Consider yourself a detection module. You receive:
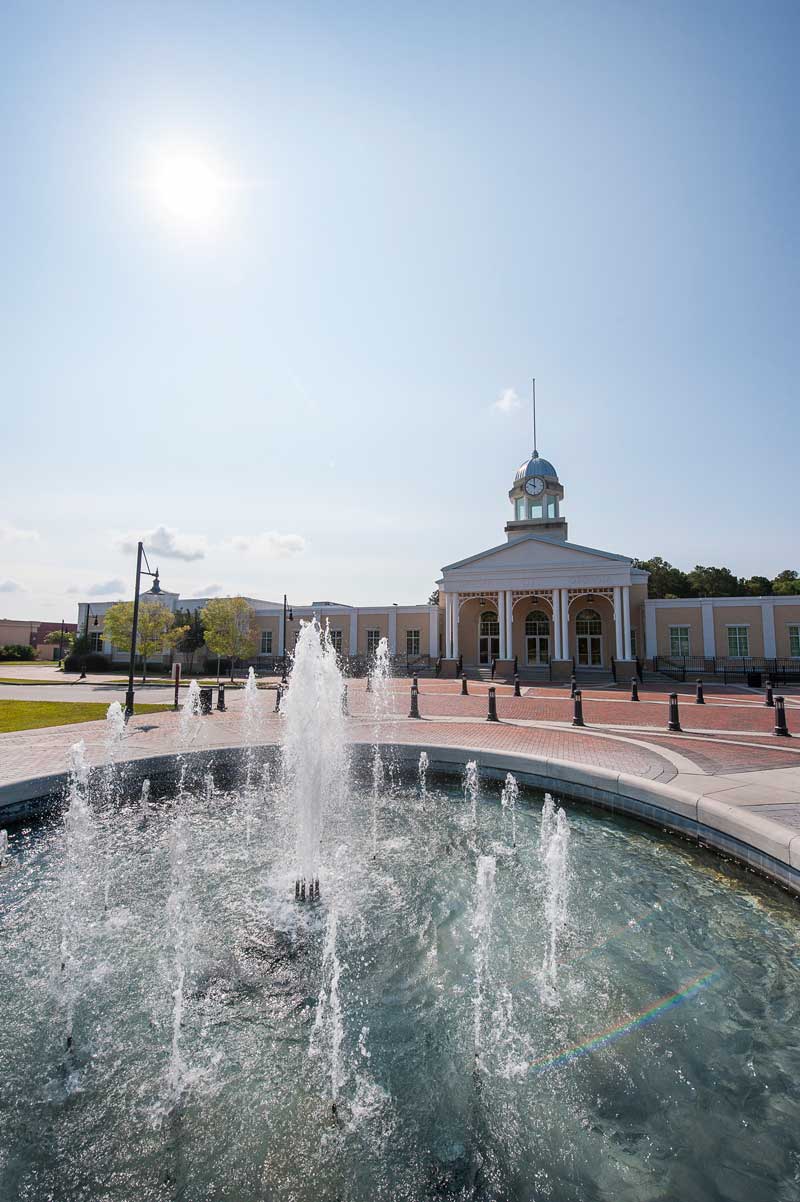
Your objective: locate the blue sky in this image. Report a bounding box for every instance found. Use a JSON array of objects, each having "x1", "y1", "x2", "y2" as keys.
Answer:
[{"x1": 1, "y1": 0, "x2": 798, "y2": 619}]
